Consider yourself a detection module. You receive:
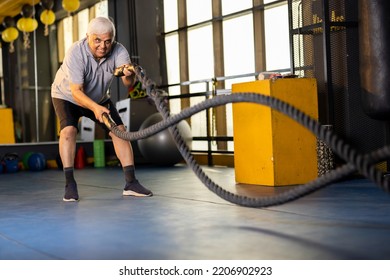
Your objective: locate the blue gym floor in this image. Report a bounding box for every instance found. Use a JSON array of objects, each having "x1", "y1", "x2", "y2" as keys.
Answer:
[{"x1": 1, "y1": 164, "x2": 390, "y2": 260}]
